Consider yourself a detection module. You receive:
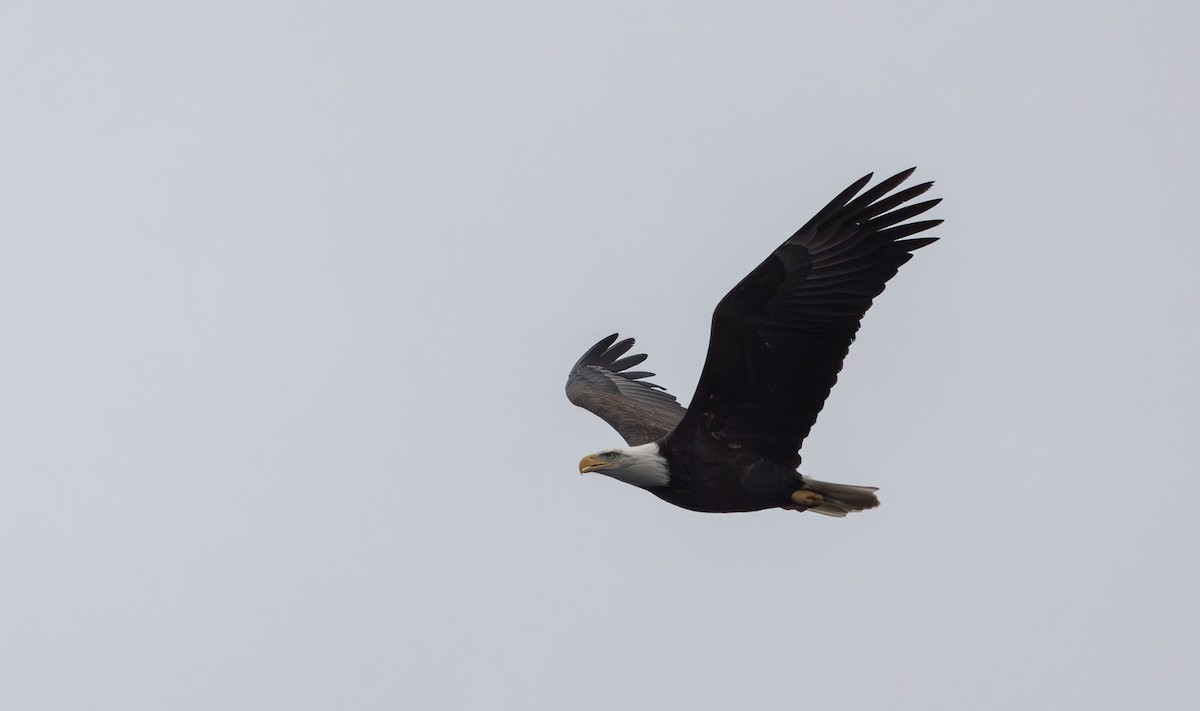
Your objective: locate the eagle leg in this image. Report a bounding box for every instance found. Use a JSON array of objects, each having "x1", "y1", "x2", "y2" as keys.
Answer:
[{"x1": 788, "y1": 489, "x2": 826, "y2": 510}]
